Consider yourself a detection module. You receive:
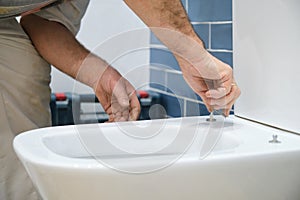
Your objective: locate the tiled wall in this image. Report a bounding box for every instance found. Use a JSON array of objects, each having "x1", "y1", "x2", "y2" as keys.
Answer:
[{"x1": 149, "y1": 0, "x2": 233, "y2": 117}]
